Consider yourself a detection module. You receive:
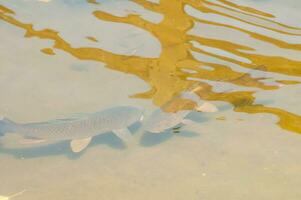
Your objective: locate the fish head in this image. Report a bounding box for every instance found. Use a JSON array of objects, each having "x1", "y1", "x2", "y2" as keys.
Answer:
[{"x1": 144, "y1": 109, "x2": 190, "y2": 133}]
